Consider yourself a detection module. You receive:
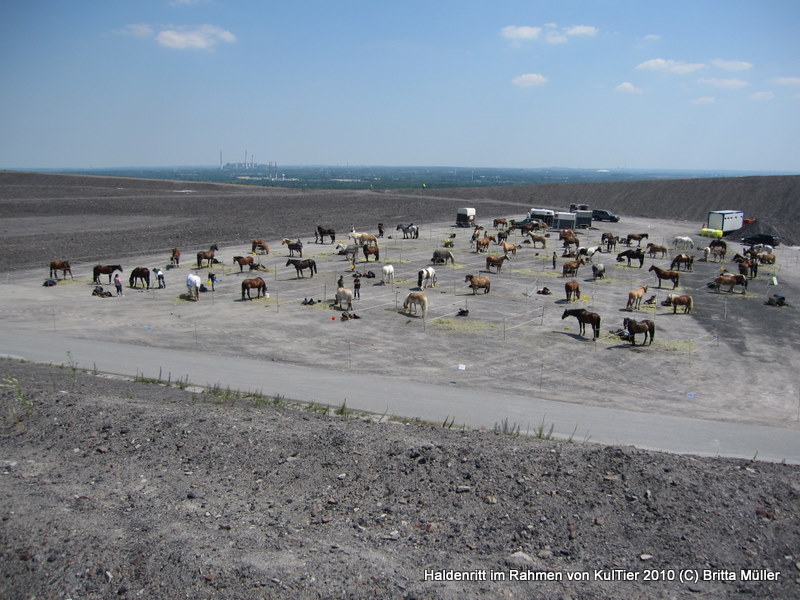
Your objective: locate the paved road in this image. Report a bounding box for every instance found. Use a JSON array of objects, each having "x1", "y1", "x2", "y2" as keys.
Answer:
[{"x1": 1, "y1": 328, "x2": 798, "y2": 464}]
